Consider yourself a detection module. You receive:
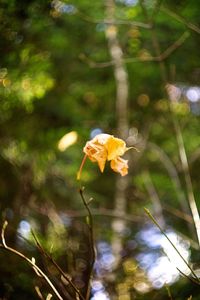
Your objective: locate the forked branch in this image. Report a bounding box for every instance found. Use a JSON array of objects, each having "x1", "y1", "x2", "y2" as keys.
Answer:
[{"x1": 0, "y1": 221, "x2": 63, "y2": 300}]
